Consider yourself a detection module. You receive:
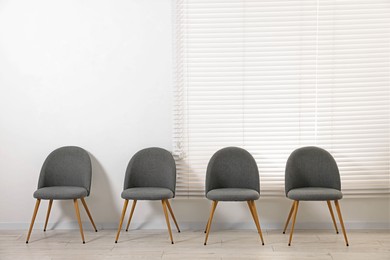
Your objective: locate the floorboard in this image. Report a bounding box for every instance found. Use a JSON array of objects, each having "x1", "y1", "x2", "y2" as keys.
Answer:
[{"x1": 0, "y1": 229, "x2": 389, "y2": 259}]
